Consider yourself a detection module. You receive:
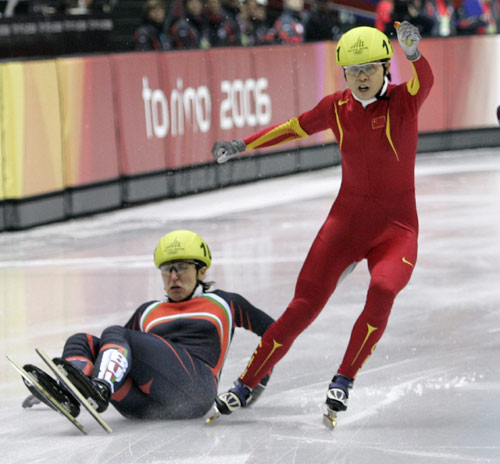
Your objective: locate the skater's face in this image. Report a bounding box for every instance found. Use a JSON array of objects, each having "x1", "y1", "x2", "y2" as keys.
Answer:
[
  {"x1": 160, "y1": 260, "x2": 207, "y2": 301},
  {"x1": 344, "y1": 61, "x2": 389, "y2": 100}
]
